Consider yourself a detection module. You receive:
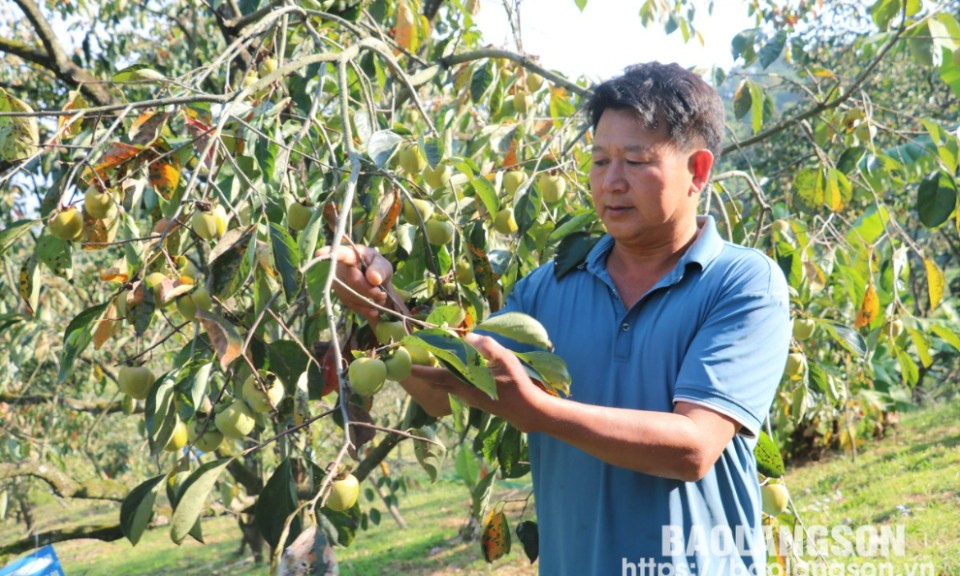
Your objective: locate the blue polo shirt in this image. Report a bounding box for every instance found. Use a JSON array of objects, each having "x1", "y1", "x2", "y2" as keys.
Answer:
[{"x1": 500, "y1": 216, "x2": 790, "y2": 575}]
